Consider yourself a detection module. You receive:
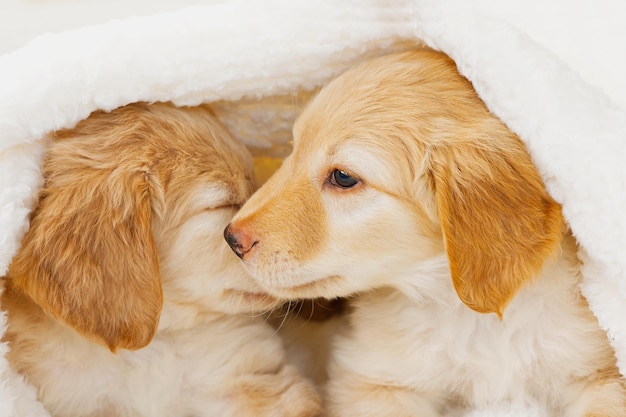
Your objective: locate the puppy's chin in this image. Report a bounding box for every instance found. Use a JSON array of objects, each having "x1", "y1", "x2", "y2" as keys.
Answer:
[
  {"x1": 239, "y1": 253, "x2": 385, "y2": 299},
  {"x1": 251, "y1": 274, "x2": 350, "y2": 300}
]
